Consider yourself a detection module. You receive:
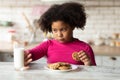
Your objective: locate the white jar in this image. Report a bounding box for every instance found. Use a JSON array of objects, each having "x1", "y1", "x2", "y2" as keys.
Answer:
[{"x1": 14, "y1": 47, "x2": 24, "y2": 70}]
